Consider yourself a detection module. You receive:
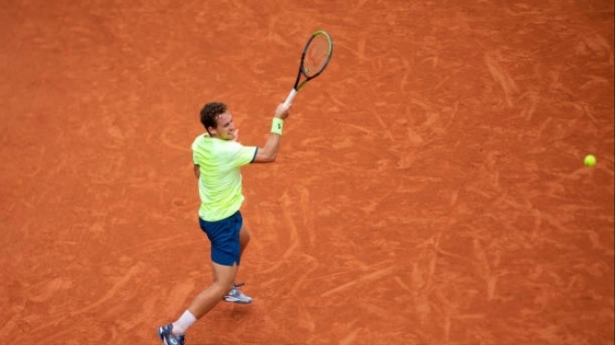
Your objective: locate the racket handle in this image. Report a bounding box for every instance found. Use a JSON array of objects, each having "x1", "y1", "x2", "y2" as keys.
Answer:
[{"x1": 283, "y1": 89, "x2": 297, "y2": 108}]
